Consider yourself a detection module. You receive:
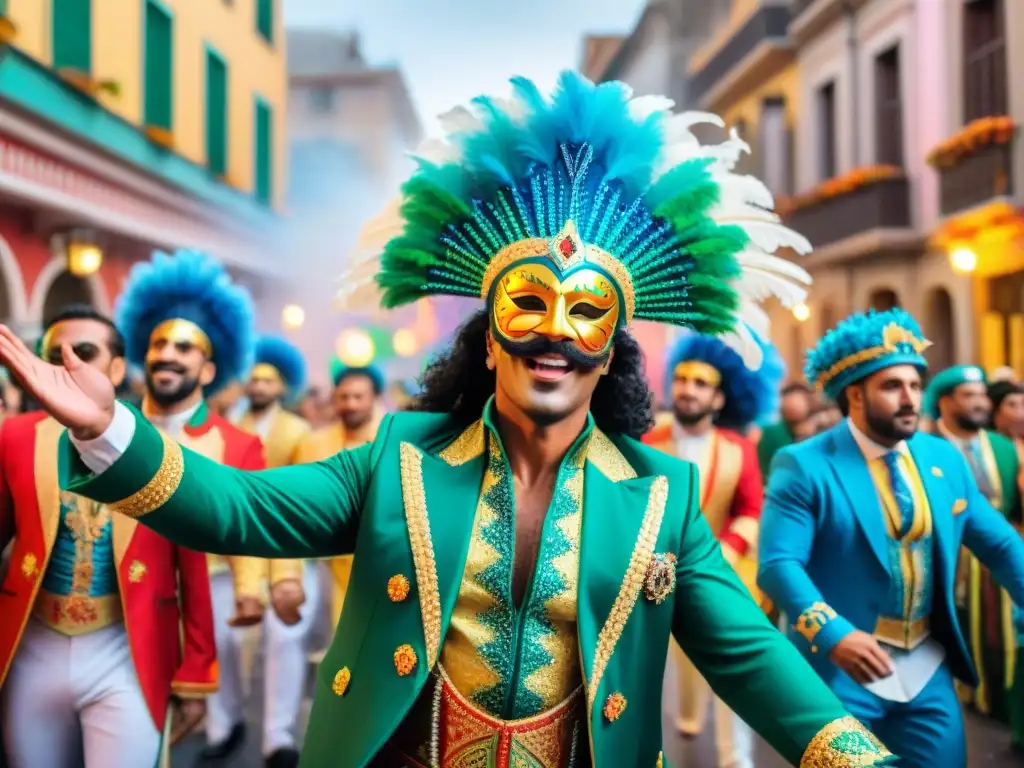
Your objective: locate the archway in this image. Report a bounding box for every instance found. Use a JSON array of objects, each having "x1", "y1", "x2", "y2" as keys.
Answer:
[
  {"x1": 41, "y1": 271, "x2": 94, "y2": 325},
  {"x1": 923, "y1": 287, "x2": 955, "y2": 370},
  {"x1": 867, "y1": 288, "x2": 899, "y2": 311}
]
